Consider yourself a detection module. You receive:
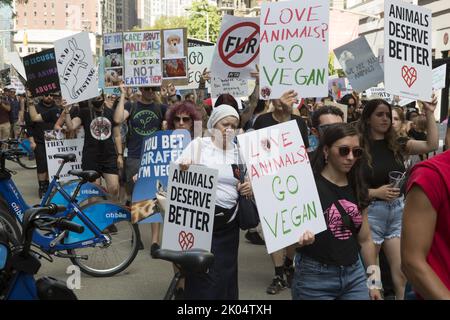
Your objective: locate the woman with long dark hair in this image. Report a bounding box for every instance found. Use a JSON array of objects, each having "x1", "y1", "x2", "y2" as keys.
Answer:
[
  {"x1": 357, "y1": 96, "x2": 438, "y2": 299},
  {"x1": 292, "y1": 123, "x2": 381, "y2": 300}
]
